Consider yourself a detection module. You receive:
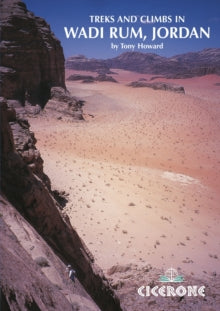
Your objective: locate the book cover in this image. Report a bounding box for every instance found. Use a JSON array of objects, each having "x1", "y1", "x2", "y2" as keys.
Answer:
[{"x1": 1, "y1": 0, "x2": 219, "y2": 310}]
